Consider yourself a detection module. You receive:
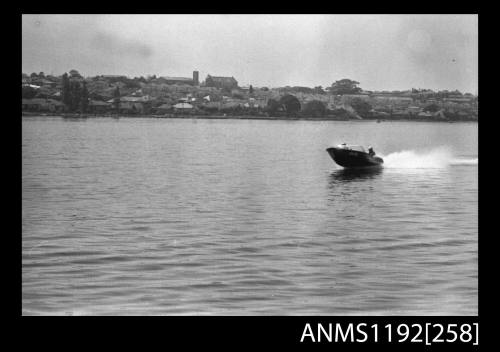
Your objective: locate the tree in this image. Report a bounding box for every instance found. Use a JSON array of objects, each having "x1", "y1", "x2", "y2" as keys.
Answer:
[
  {"x1": 279, "y1": 94, "x2": 301, "y2": 115},
  {"x1": 22, "y1": 85, "x2": 38, "y2": 99},
  {"x1": 327, "y1": 79, "x2": 362, "y2": 95},
  {"x1": 289, "y1": 86, "x2": 314, "y2": 94},
  {"x1": 313, "y1": 86, "x2": 325, "y2": 94},
  {"x1": 30, "y1": 72, "x2": 38, "y2": 79},
  {"x1": 303, "y1": 100, "x2": 326, "y2": 116},
  {"x1": 232, "y1": 92, "x2": 244, "y2": 99},
  {"x1": 69, "y1": 69, "x2": 82, "y2": 78},
  {"x1": 124, "y1": 78, "x2": 141, "y2": 89},
  {"x1": 132, "y1": 77, "x2": 146, "y2": 86},
  {"x1": 423, "y1": 103, "x2": 440, "y2": 113},
  {"x1": 302, "y1": 100, "x2": 326, "y2": 117},
  {"x1": 69, "y1": 81, "x2": 81, "y2": 111},
  {"x1": 266, "y1": 98, "x2": 281, "y2": 115},
  {"x1": 61, "y1": 73, "x2": 71, "y2": 108},
  {"x1": 80, "y1": 81, "x2": 89, "y2": 113},
  {"x1": 38, "y1": 72, "x2": 45, "y2": 78},
  {"x1": 249, "y1": 85, "x2": 254, "y2": 94},
  {"x1": 113, "y1": 86, "x2": 121, "y2": 111},
  {"x1": 350, "y1": 98, "x2": 372, "y2": 117}
]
